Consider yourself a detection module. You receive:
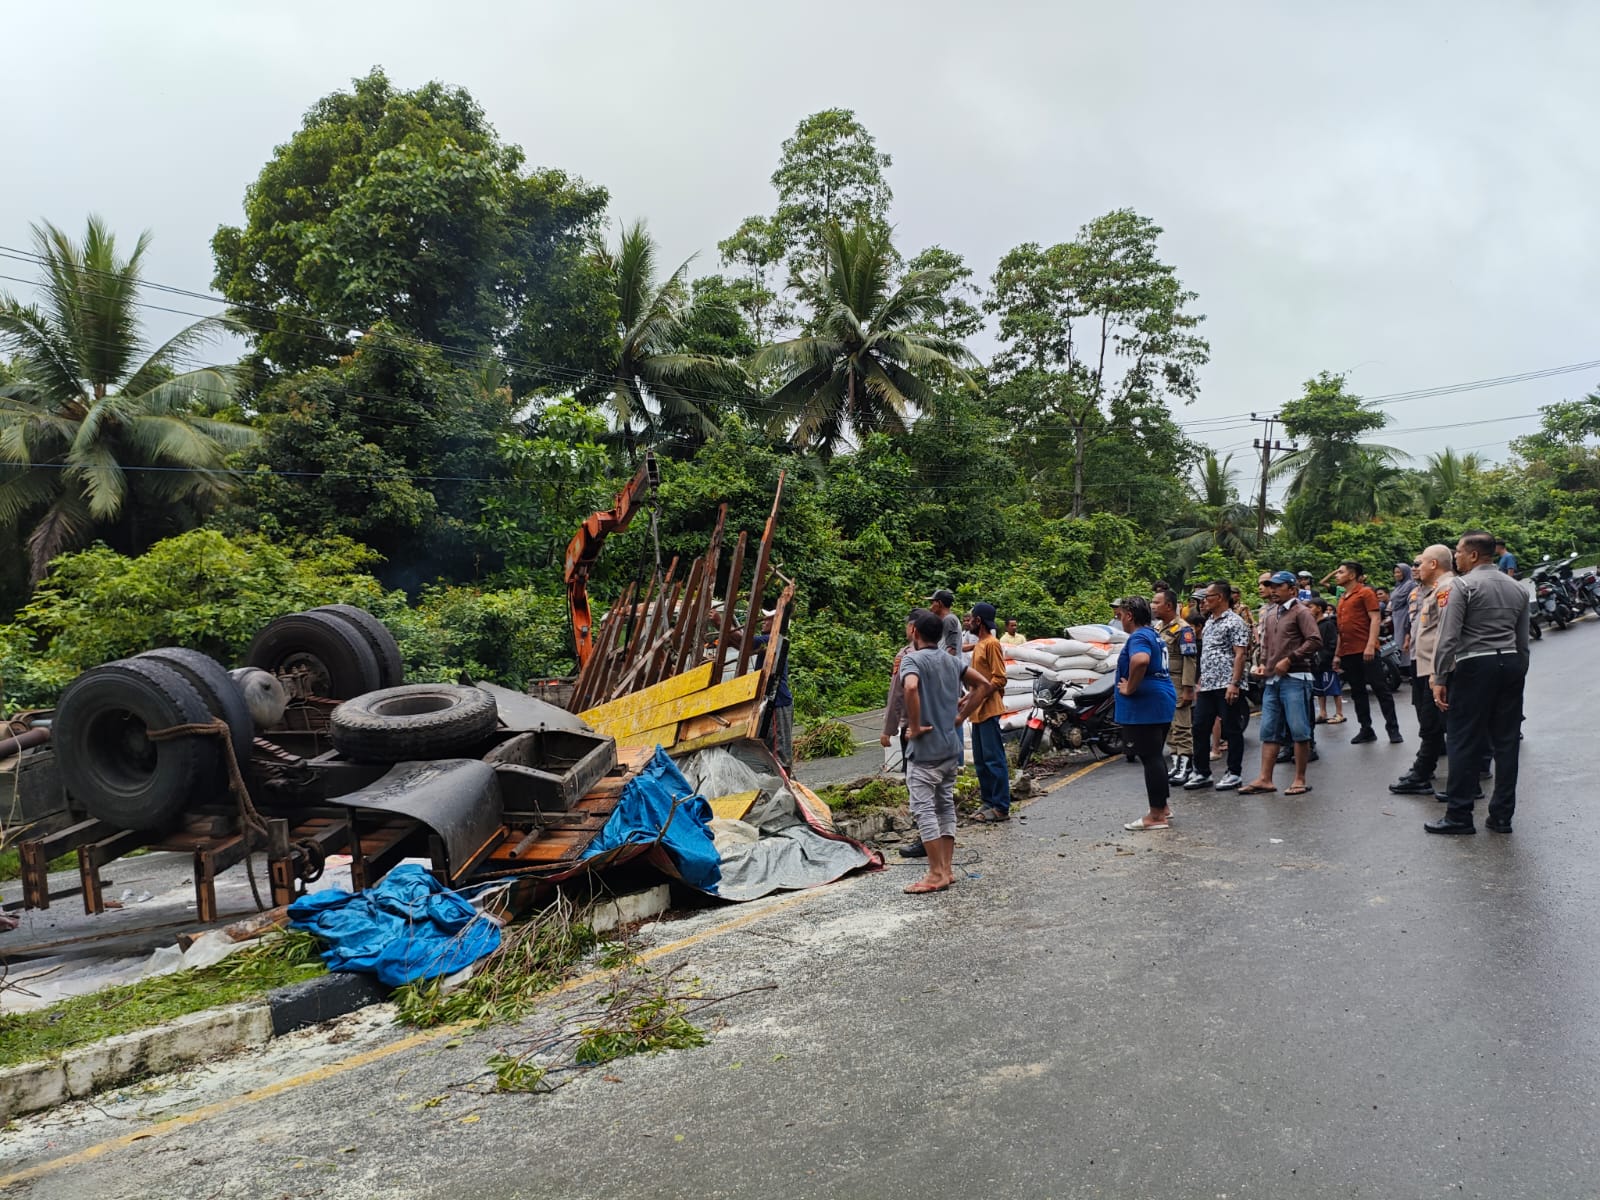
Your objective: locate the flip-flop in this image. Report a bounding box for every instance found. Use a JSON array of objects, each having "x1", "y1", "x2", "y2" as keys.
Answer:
[
  {"x1": 903, "y1": 880, "x2": 951, "y2": 894},
  {"x1": 1285, "y1": 784, "x2": 1313, "y2": 796},
  {"x1": 1327, "y1": 716, "x2": 1347, "y2": 725},
  {"x1": 1124, "y1": 817, "x2": 1170, "y2": 831},
  {"x1": 971, "y1": 808, "x2": 1010, "y2": 823},
  {"x1": 1237, "y1": 783, "x2": 1277, "y2": 795}
]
